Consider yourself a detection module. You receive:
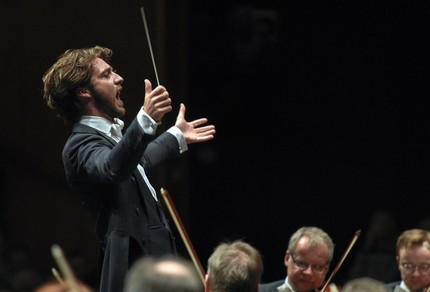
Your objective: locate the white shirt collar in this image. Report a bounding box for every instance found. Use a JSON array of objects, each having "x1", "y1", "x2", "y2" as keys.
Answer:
[
  {"x1": 399, "y1": 281, "x2": 410, "y2": 292},
  {"x1": 79, "y1": 115, "x2": 112, "y2": 134},
  {"x1": 277, "y1": 276, "x2": 294, "y2": 292},
  {"x1": 277, "y1": 277, "x2": 320, "y2": 292},
  {"x1": 78, "y1": 116, "x2": 124, "y2": 133}
]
